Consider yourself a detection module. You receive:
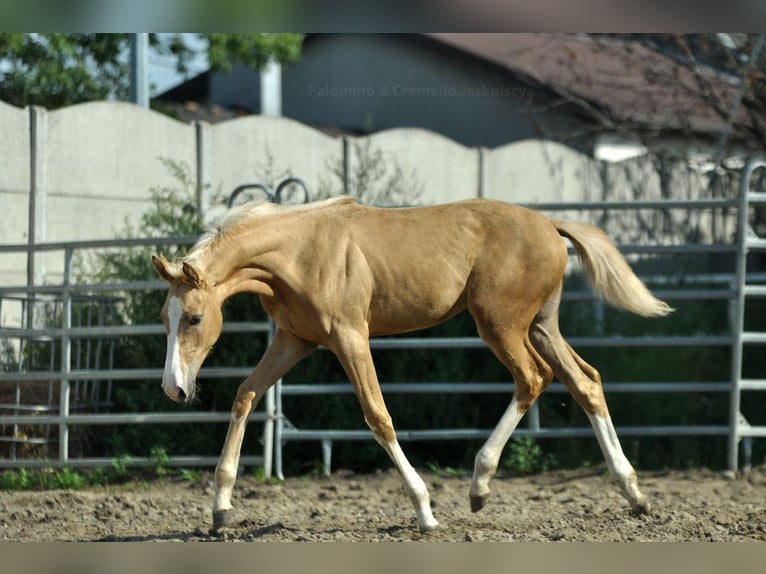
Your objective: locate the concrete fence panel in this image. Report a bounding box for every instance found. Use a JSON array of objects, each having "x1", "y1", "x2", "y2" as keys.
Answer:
[
  {"x1": 0, "y1": 98, "x2": 736, "y2": 289},
  {"x1": 42, "y1": 102, "x2": 197, "y2": 282},
  {"x1": 361, "y1": 128, "x2": 480, "y2": 205},
  {"x1": 0, "y1": 101, "x2": 30, "y2": 287},
  {"x1": 206, "y1": 115, "x2": 342, "y2": 218},
  {"x1": 46, "y1": 102, "x2": 196, "y2": 234},
  {"x1": 600, "y1": 154, "x2": 726, "y2": 246},
  {"x1": 483, "y1": 139, "x2": 604, "y2": 207}
]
